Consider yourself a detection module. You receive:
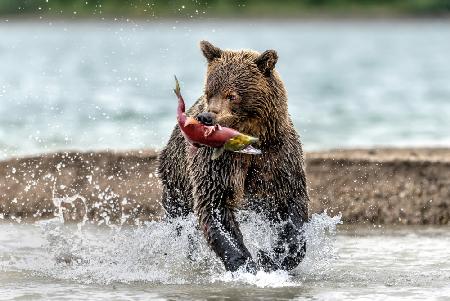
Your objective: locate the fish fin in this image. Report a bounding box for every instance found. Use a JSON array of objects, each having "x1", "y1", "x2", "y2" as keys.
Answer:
[
  {"x1": 235, "y1": 145, "x2": 262, "y2": 155},
  {"x1": 211, "y1": 147, "x2": 225, "y2": 160}
]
